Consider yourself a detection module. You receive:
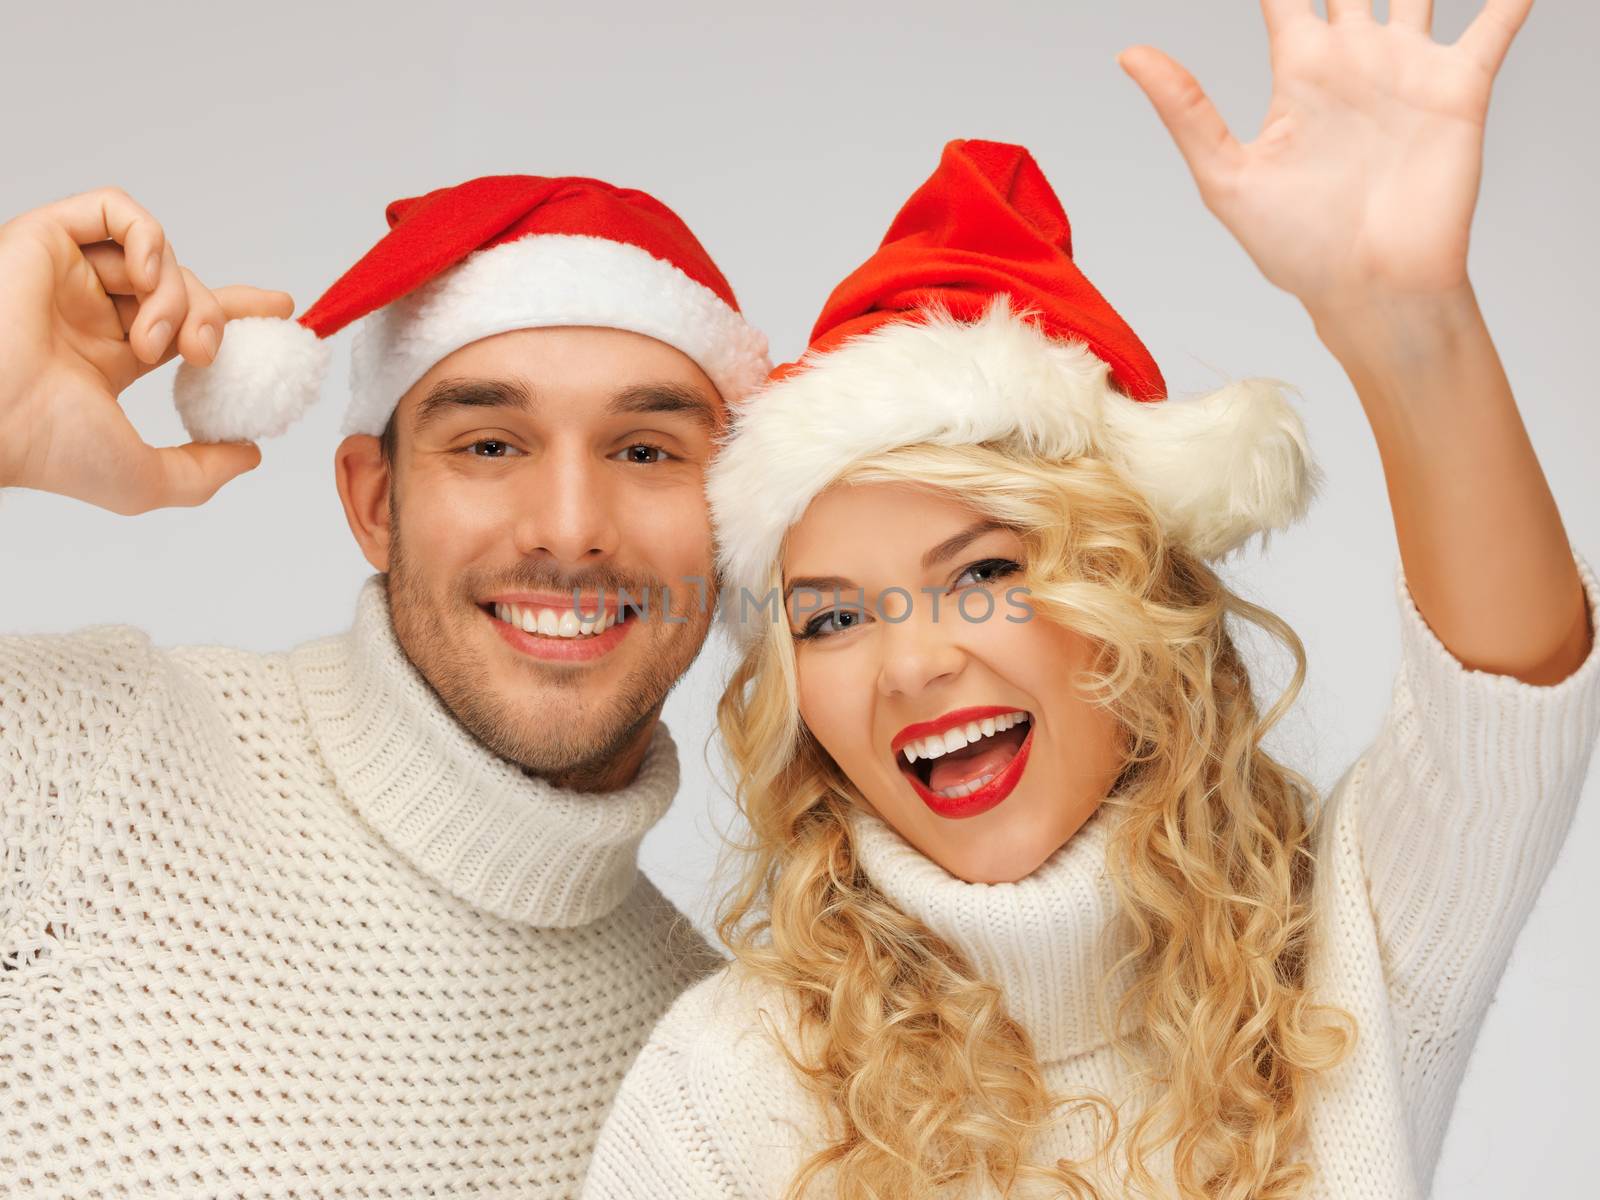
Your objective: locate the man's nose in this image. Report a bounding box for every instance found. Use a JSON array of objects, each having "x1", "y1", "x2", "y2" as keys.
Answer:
[{"x1": 510, "y1": 448, "x2": 622, "y2": 569}]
